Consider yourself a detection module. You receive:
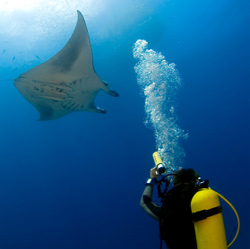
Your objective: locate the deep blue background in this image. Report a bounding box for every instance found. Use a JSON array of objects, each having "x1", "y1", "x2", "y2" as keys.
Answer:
[{"x1": 0, "y1": 0, "x2": 249, "y2": 248}]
